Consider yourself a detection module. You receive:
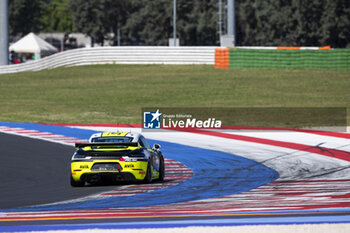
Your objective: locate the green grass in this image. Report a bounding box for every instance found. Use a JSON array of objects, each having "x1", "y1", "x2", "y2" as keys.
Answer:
[{"x1": 0, "y1": 65, "x2": 349, "y2": 126}]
